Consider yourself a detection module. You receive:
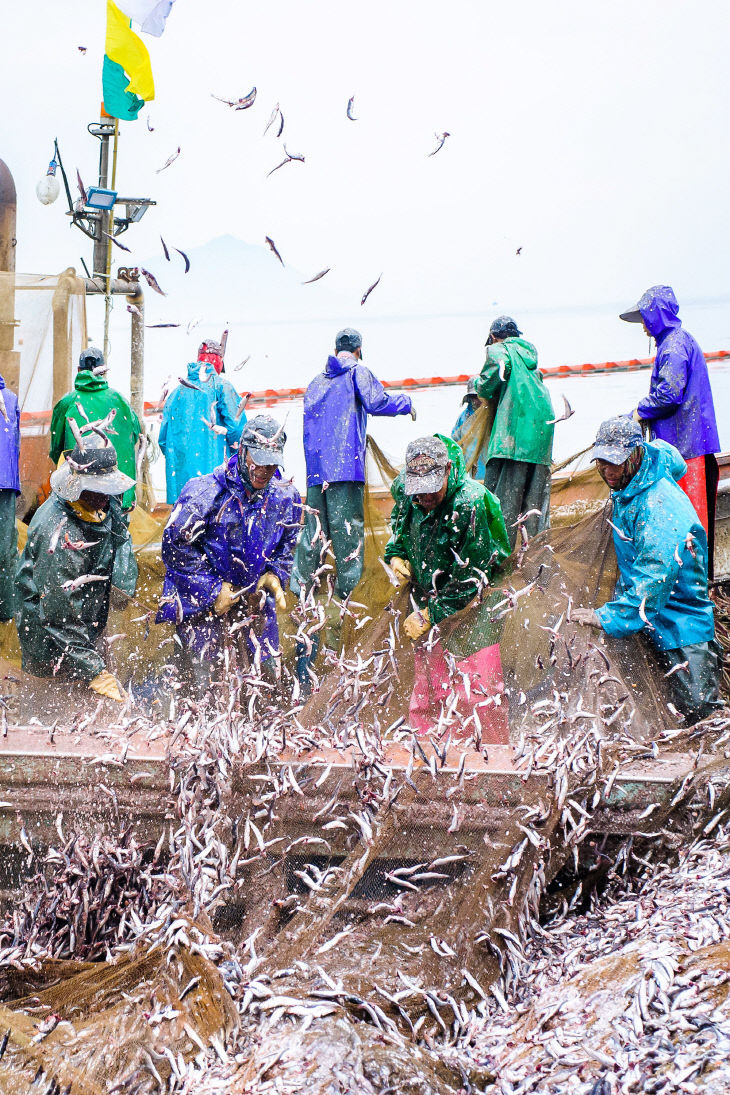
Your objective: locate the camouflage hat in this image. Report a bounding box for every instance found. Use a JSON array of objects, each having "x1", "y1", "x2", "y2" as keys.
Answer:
[
  {"x1": 462, "y1": 376, "x2": 479, "y2": 403},
  {"x1": 78, "y1": 346, "x2": 104, "y2": 371},
  {"x1": 240, "y1": 414, "x2": 286, "y2": 466},
  {"x1": 335, "y1": 328, "x2": 362, "y2": 354},
  {"x1": 589, "y1": 416, "x2": 644, "y2": 465},
  {"x1": 51, "y1": 433, "x2": 134, "y2": 502},
  {"x1": 404, "y1": 436, "x2": 449, "y2": 496},
  {"x1": 198, "y1": 339, "x2": 223, "y2": 357}
]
